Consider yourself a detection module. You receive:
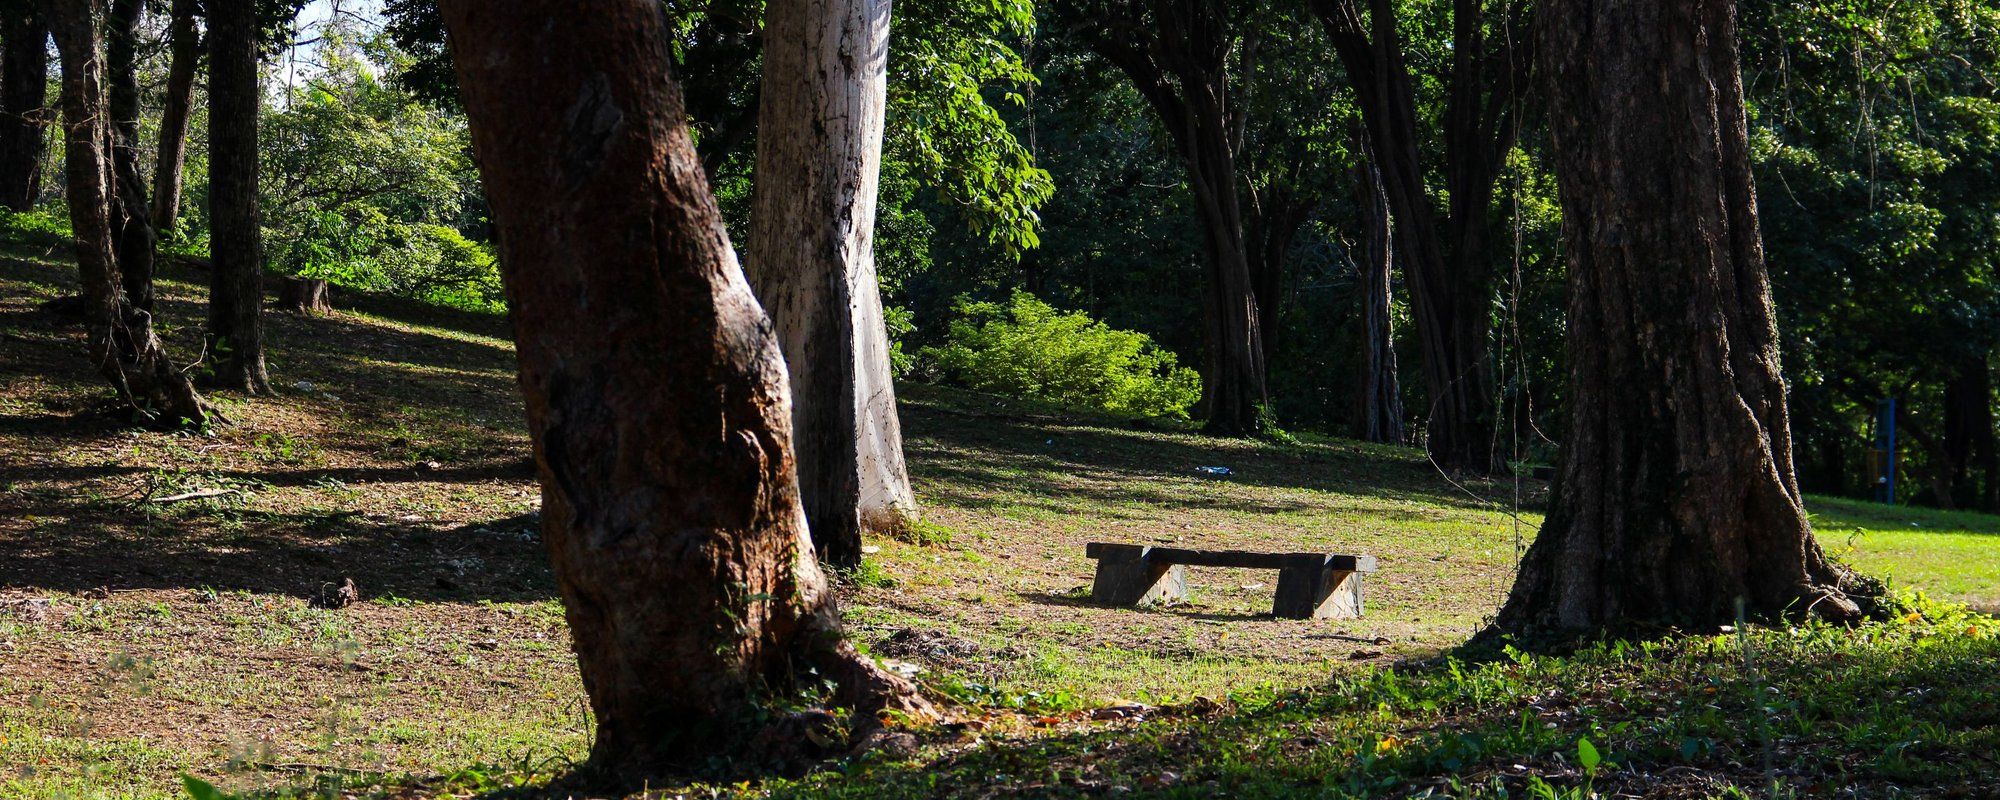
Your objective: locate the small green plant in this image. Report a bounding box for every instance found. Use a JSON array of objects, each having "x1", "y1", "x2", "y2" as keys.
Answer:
[
  {"x1": 923, "y1": 291, "x2": 1201, "y2": 419},
  {"x1": 892, "y1": 518, "x2": 955, "y2": 547},
  {"x1": 841, "y1": 559, "x2": 899, "y2": 590}
]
